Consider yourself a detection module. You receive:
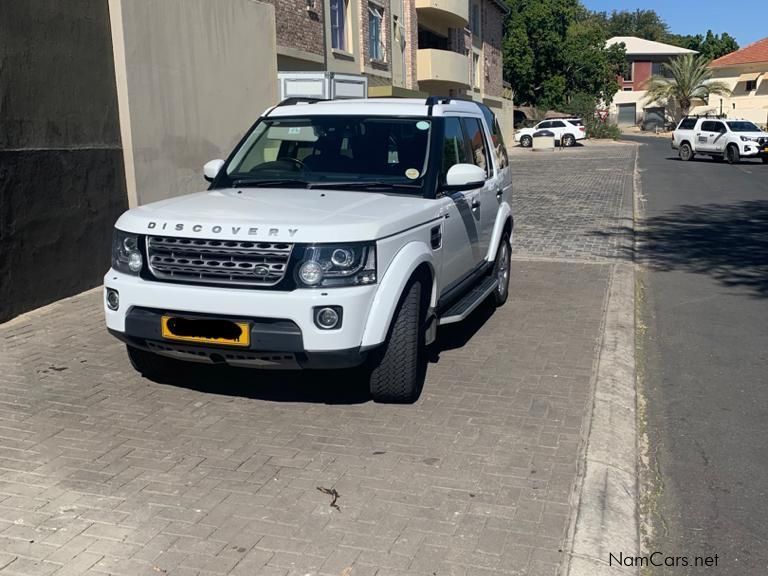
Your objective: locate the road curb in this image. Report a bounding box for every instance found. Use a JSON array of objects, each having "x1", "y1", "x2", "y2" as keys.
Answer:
[{"x1": 563, "y1": 147, "x2": 639, "y2": 575}]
